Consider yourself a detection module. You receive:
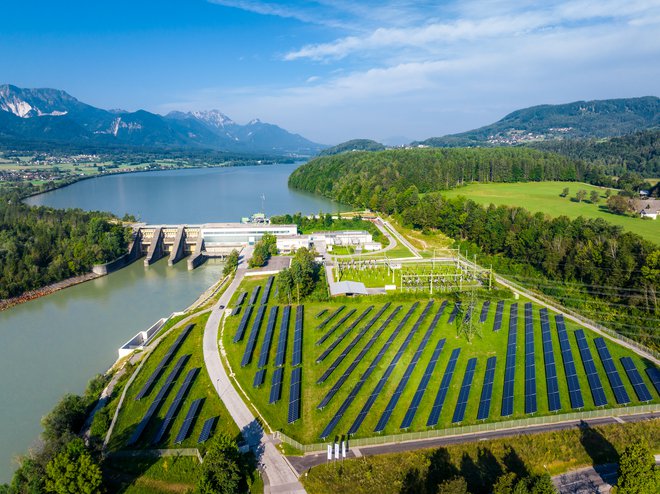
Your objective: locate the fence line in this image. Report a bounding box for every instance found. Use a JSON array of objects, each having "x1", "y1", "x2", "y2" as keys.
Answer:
[{"x1": 274, "y1": 403, "x2": 660, "y2": 453}]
